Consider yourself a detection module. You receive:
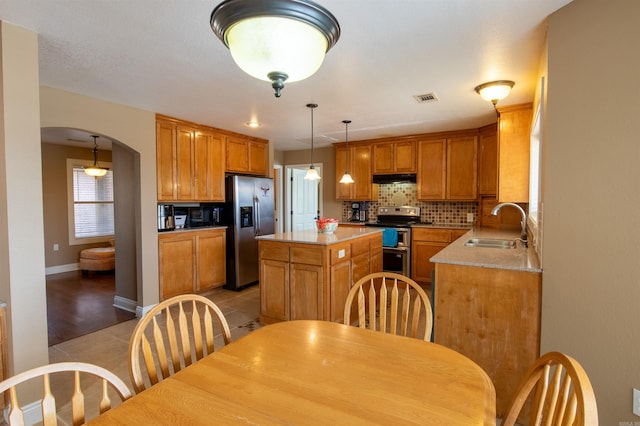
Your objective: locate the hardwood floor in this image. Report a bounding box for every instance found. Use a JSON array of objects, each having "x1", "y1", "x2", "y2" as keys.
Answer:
[{"x1": 46, "y1": 270, "x2": 136, "y2": 346}]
